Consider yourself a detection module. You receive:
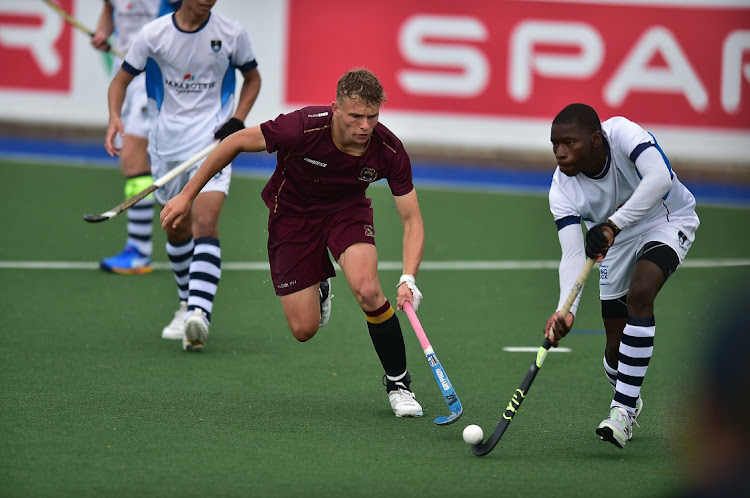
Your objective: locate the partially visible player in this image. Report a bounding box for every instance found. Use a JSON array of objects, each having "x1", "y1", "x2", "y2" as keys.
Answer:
[
  {"x1": 543, "y1": 103, "x2": 699, "y2": 448},
  {"x1": 683, "y1": 286, "x2": 748, "y2": 495},
  {"x1": 92, "y1": 0, "x2": 181, "y2": 276},
  {"x1": 160, "y1": 69, "x2": 426, "y2": 418},
  {"x1": 105, "y1": 0, "x2": 261, "y2": 349}
]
